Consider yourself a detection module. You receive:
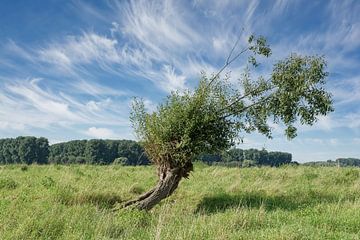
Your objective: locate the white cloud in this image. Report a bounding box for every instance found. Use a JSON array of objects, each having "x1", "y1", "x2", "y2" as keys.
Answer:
[
  {"x1": 0, "y1": 77, "x2": 131, "y2": 132},
  {"x1": 312, "y1": 115, "x2": 334, "y2": 131},
  {"x1": 39, "y1": 48, "x2": 72, "y2": 66},
  {"x1": 212, "y1": 37, "x2": 227, "y2": 52},
  {"x1": 38, "y1": 33, "x2": 120, "y2": 69},
  {"x1": 343, "y1": 113, "x2": 360, "y2": 129},
  {"x1": 85, "y1": 127, "x2": 116, "y2": 139},
  {"x1": 160, "y1": 65, "x2": 187, "y2": 92},
  {"x1": 48, "y1": 139, "x2": 66, "y2": 145},
  {"x1": 0, "y1": 121, "x2": 25, "y2": 131},
  {"x1": 110, "y1": 22, "x2": 120, "y2": 37},
  {"x1": 326, "y1": 1, "x2": 360, "y2": 51},
  {"x1": 70, "y1": 1, "x2": 110, "y2": 23},
  {"x1": 111, "y1": 0, "x2": 203, "y2": 91},
  {"x1": 143, "y1": 99, "x2": 157, "y2": 113},
  {"x1": 5, "y1": 78, "x2": 82, "y2": 122},
  {"x1": 4, "y1": 40, "x2": 35, "y2": 62},
  {"x1": 119, "y1": 0, "x2": 201, "y2": 50},
  {"x1": 86, "y1": 98, "x2": 112, "y2": 112},
  {"x1": 329, "y1": 138, "x2": 338, "y2": 145},
  {"x1": 1, "y1": 1, "x2": 269, "y2": 94},
  {"x1": 243, "y1": 0, "x2": 259, "y2": 27},
  {"x1": 272, "y1": 0, "x2": 290, "y2": 14},
  {"x1": 331, "y1": 76, "x2": 360, "y2": 105},
  {"x1": 72, "y1": 80, "x2": 128, "y2": 97},
  {"x1": 297, "y1": 137, "x2": 339, "y2": 147}
]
